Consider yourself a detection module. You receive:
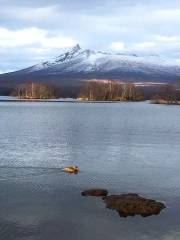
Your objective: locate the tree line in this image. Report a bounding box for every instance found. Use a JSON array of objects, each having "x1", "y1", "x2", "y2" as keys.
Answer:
[
  {"x1": 12, "y1": 82, "x2": 60, "y2": 99},
  {"x1": 12, "y1": 81, "x2": 180, "y2": 104},
  {"x1": 151, "y1": 84, "x2": 180, "y2": 104},
  {"x1": 78, "y1": 80, "x2": 144, "y2": 101}
]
